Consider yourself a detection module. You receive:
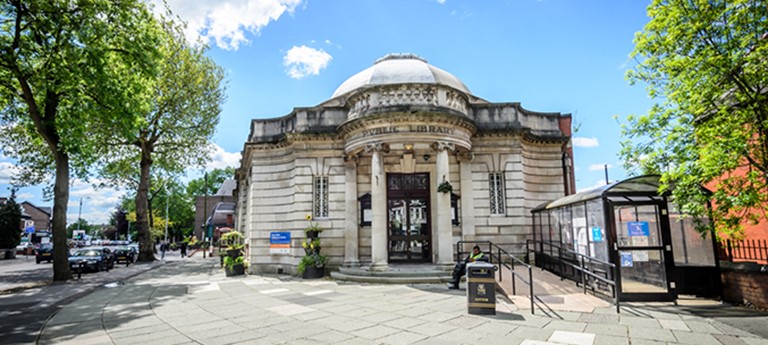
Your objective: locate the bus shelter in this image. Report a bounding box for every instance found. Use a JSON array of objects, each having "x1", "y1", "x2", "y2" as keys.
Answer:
[{"x1": 530, "y1": 175, "x2": 721, "y2": 302}]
